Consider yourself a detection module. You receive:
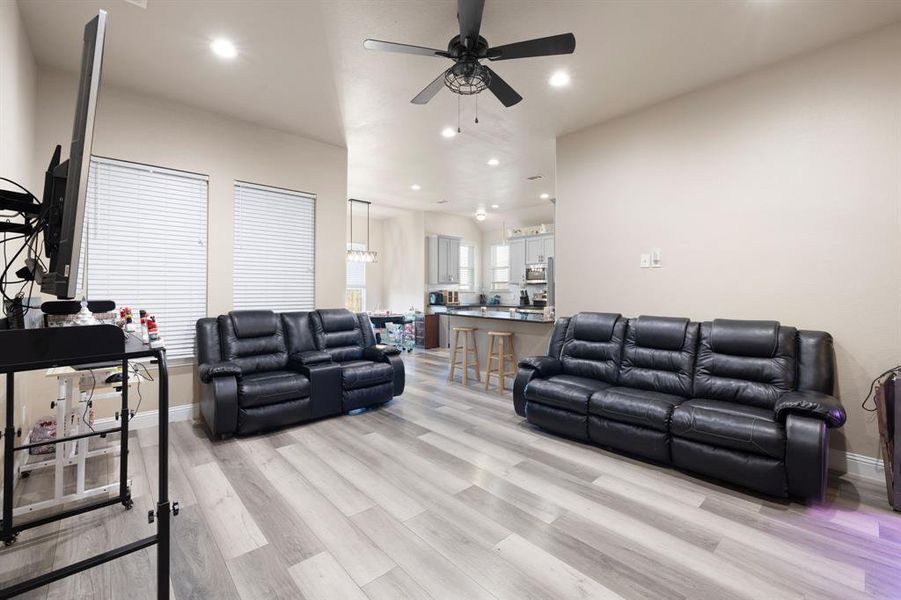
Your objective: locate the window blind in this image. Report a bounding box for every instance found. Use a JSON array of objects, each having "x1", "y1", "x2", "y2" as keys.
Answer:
[
  {"x1": 490, "y1": 243, "x2": 510, "y2": 291},
  {"x1": 345, "y1": 242, "x2": 366, "y2": 312},
  {"x1": 459, "y1": 243, "x2": 475, "y2": 290},
  {"x1": 233, "y1": 182, "x2": 316, "y2": 312},
  {"x1": 79, "y1": 157, "x2": 209, "y2": 358}
]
